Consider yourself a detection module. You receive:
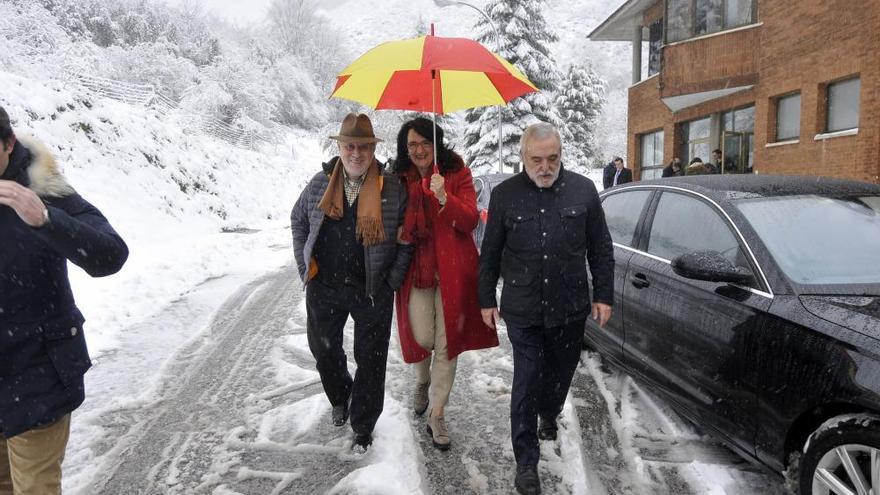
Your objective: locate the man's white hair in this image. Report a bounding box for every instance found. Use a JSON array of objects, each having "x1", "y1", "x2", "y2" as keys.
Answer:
[{"x1": 519, "y1": 122, "x2": 562, "y2": 157}]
